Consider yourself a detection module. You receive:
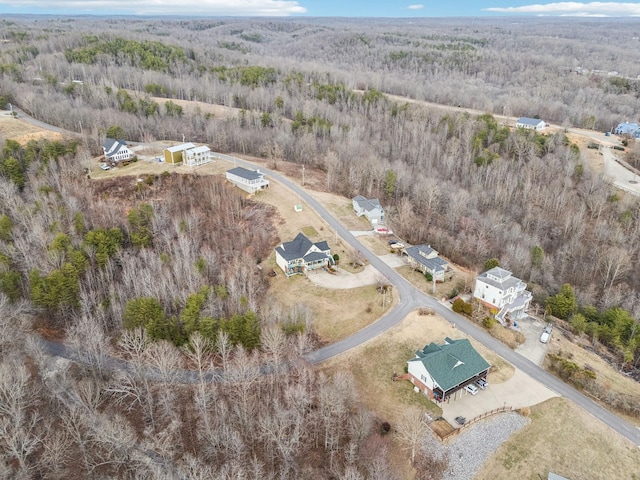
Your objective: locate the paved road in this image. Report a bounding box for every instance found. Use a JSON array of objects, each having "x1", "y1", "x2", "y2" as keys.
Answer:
[
  {"x1": 217, "y1": 152, "x2": 640, "y2": 447},
  {"x1": 12, "y1": 105, "x2": 640, "y2": 447}
]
